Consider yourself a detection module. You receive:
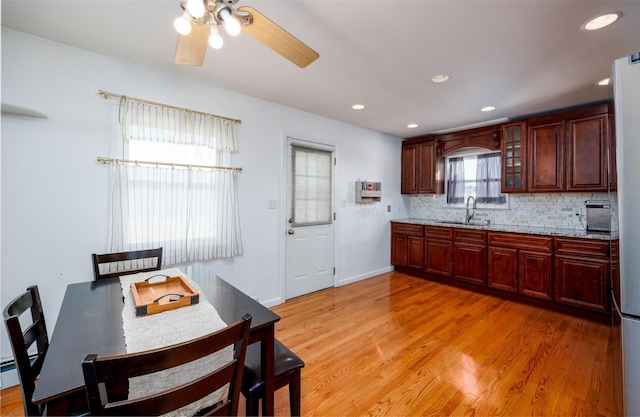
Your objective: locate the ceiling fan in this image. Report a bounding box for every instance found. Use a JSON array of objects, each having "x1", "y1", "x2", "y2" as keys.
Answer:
[{"x1": 173, "y1": 0, "x2": 319, "y2": 68}]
